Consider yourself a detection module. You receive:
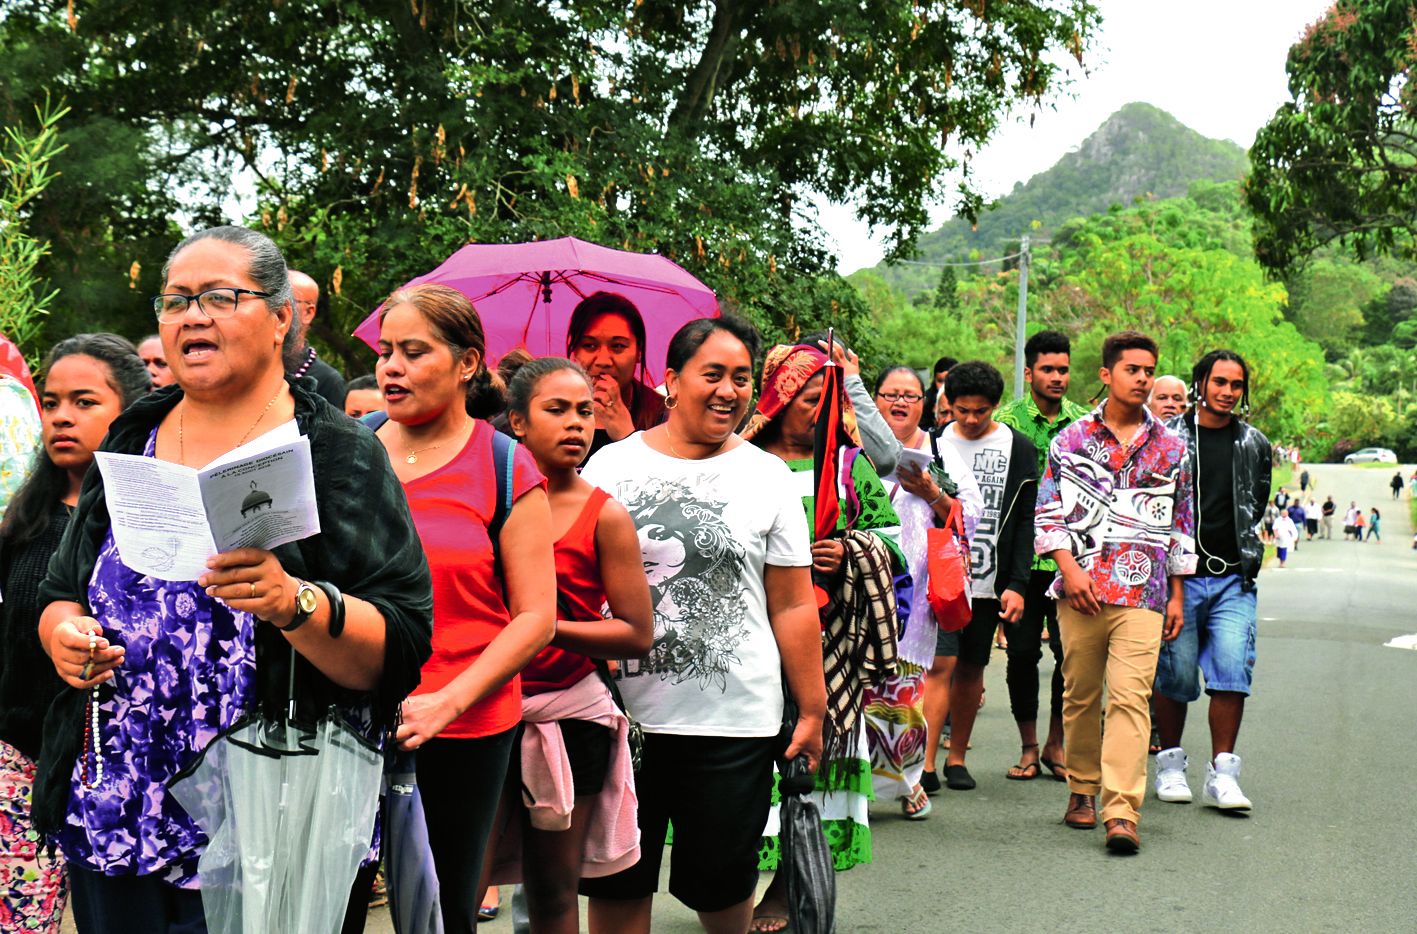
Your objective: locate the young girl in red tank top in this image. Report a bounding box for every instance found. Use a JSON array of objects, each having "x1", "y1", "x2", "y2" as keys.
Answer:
[{"x1": 493, "y1": 357, "x2": 653, "y2": 933}]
